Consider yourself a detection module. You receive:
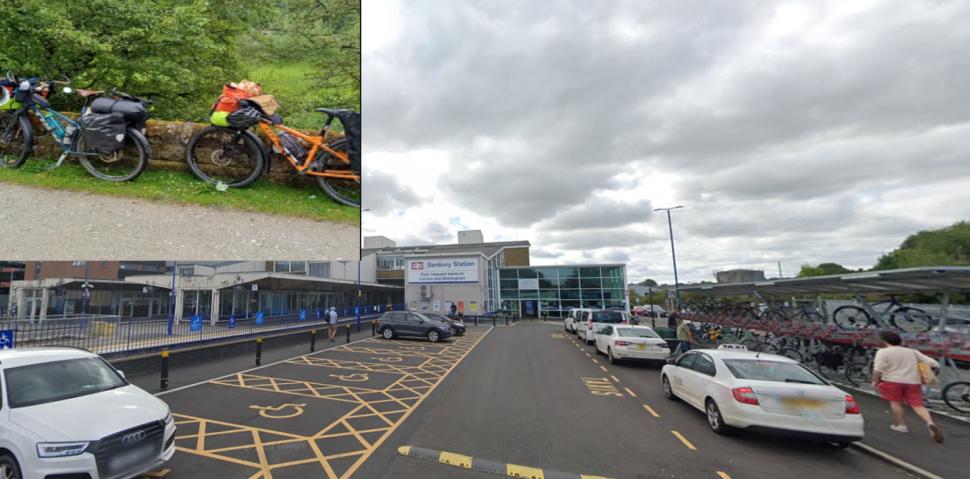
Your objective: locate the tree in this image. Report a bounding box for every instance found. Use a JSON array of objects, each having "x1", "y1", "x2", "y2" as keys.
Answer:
[
  {"x1": 637, "y1": 279, "x2": 658, "y2": 287},
  {"x1": 797, "y1": 263, "x2": 852, "y2": 278},
  {"x1": 874, "y1": 221, "x2": 970, "y2": 270}
]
